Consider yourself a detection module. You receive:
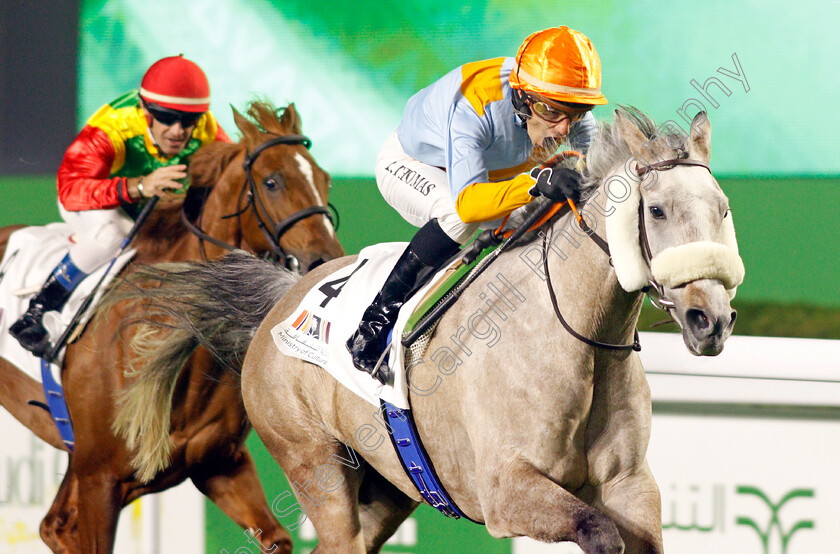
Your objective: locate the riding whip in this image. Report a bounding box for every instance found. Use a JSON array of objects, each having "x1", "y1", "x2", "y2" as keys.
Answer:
[{"x1": 44, "y1": 196, "x2": 159, "y2": 362}]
